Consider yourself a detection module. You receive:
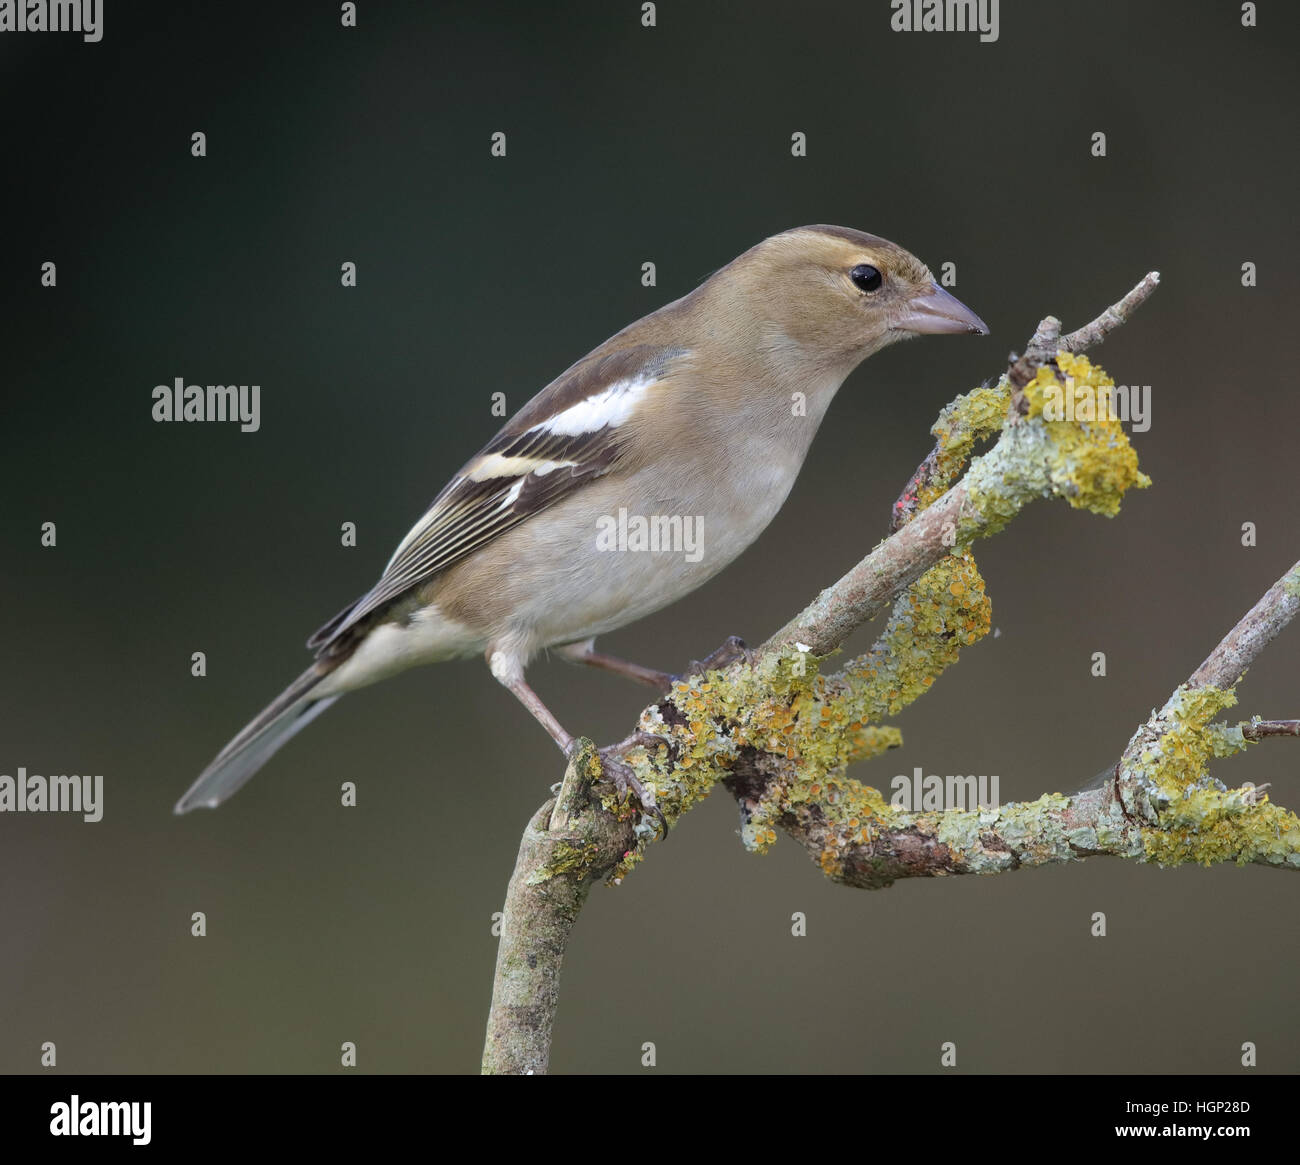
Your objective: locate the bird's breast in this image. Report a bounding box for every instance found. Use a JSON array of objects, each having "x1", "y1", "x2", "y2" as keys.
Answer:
[{"x1": 430, "y1": 377, "x2": 838, "y2": 659}]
